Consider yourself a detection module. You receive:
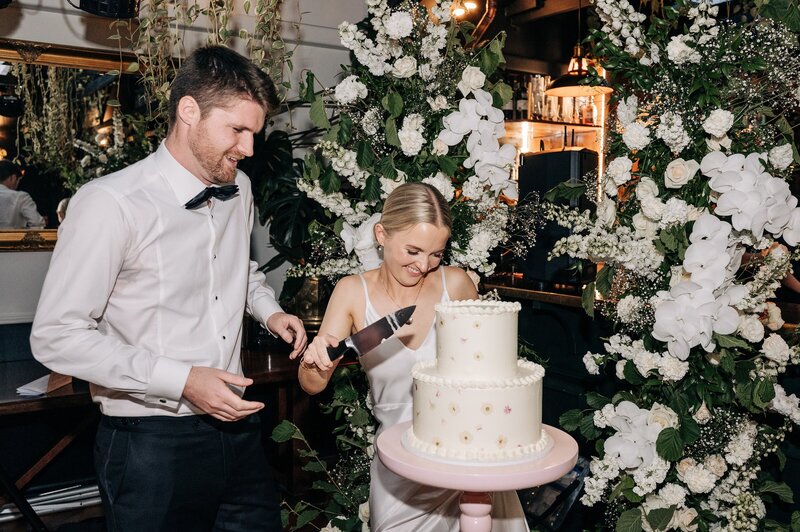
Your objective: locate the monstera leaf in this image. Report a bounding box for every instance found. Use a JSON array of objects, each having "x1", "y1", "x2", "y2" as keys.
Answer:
[{"x1": 241, "y1": 129, "x2": 327, "y2": 271}]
